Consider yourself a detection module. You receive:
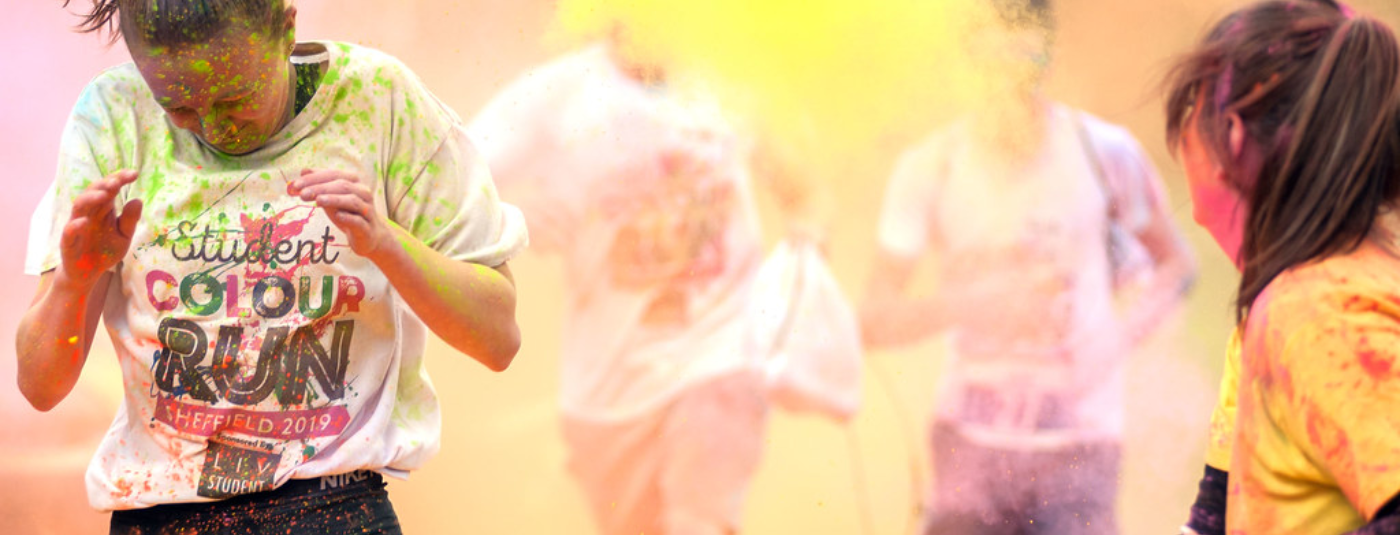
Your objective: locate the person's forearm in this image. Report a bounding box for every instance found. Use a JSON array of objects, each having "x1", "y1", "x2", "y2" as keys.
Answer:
[
  {"x1": 860, "y1": 295, "x2": 952, "y2": 349},
  {"x1": 366, "y1": 223, "x2": 520, "y2": 371},
  {"x1": 15, "y1": 271, "x2": 102, "y2": 411}
]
